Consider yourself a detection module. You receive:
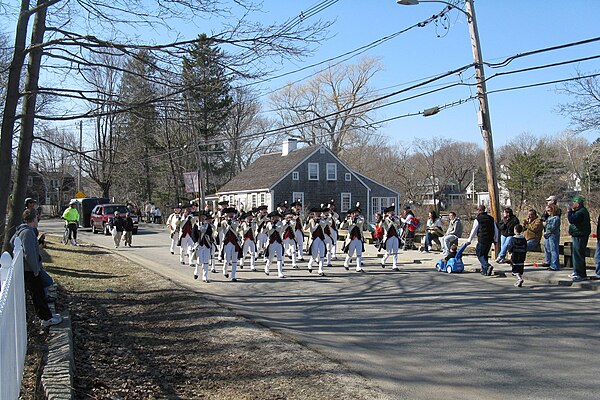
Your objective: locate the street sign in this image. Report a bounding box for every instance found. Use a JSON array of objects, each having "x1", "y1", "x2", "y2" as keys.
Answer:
[{"x1": 75, "y1": 191, "x2": 86, "y2": 199}]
